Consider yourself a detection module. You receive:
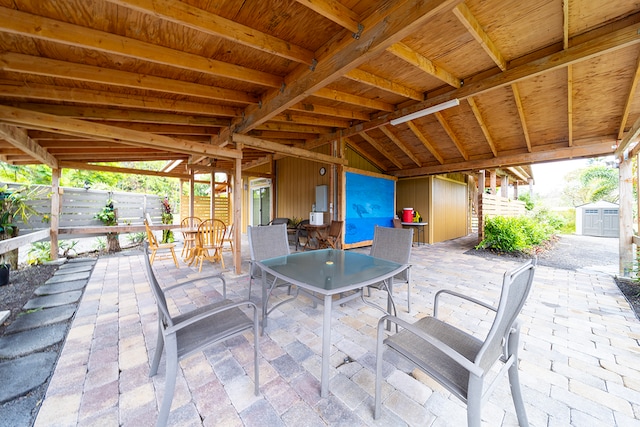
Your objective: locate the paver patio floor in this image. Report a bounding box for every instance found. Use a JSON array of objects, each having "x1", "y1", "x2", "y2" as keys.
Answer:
[{"x1": 35, "y1": 235, "x2": 640, "y2": 426}]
